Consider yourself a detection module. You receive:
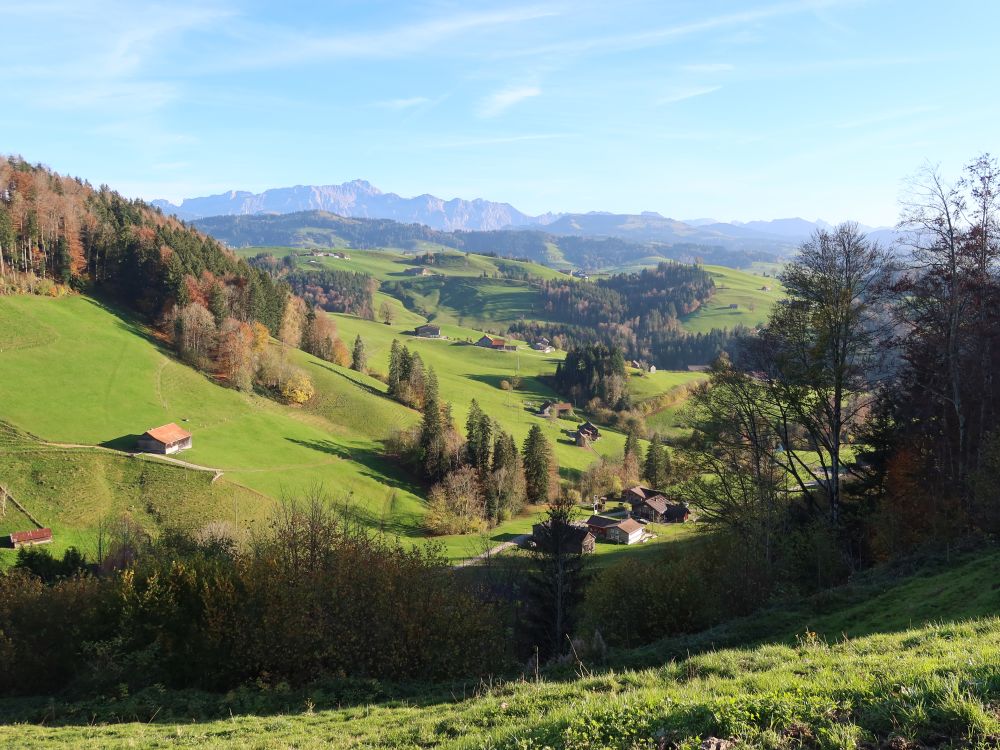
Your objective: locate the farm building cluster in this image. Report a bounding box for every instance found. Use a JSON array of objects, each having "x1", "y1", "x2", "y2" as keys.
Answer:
[
  {"x1": 476, "y1": 334, "x2": 517, "y2": 351},
  {"x1": 530, "y1": 484, "x2": 690, "y2": 551}
]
